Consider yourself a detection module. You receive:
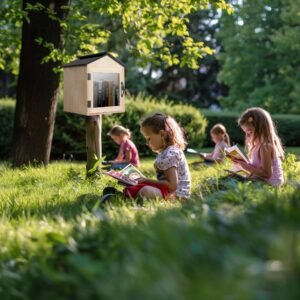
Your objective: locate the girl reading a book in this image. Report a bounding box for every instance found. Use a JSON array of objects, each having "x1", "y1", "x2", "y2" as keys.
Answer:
[
  {"x1": 203, "y1": 123, "x2": 231, "y2": 163},
  {"x1": 230, "y1": 107, "x2": 284, "y2": 186},
  {"x1": 107, "y1": 125, "x2": 140, "y2": 169},
  {"x1": 124, "y1": 113, "x2": 191, "y2": 200}
]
